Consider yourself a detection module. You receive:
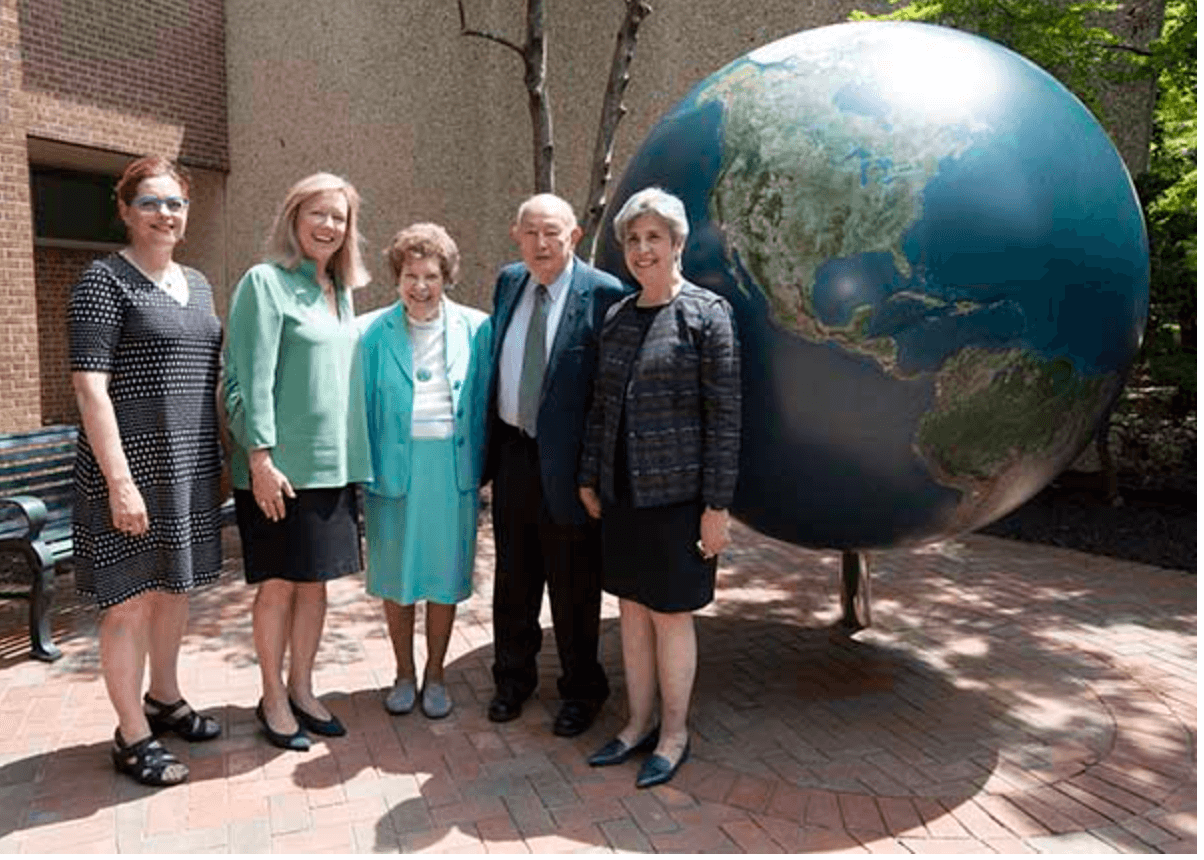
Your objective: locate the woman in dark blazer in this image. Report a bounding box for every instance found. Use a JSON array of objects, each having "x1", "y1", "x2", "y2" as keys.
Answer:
[{"x1": 578, "y1": 187, "x2": 740, "y2": 788}]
